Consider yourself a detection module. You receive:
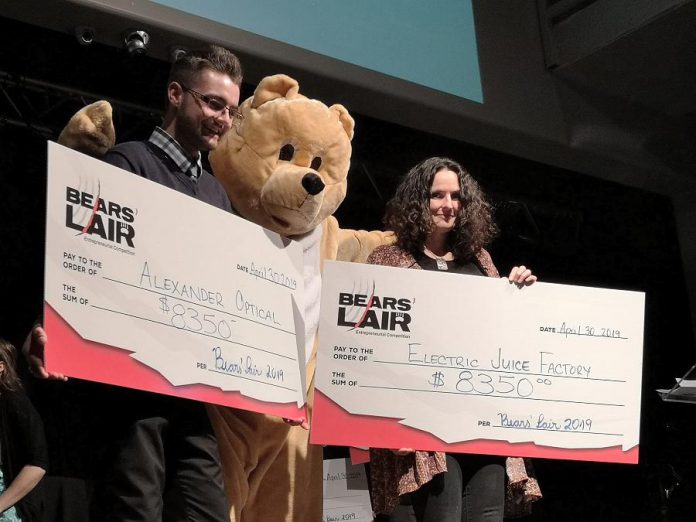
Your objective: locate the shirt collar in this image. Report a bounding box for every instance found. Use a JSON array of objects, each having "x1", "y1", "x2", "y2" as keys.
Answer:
[{"x1": 148, "y1": 127, "x2": 202, "y2": 182}]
